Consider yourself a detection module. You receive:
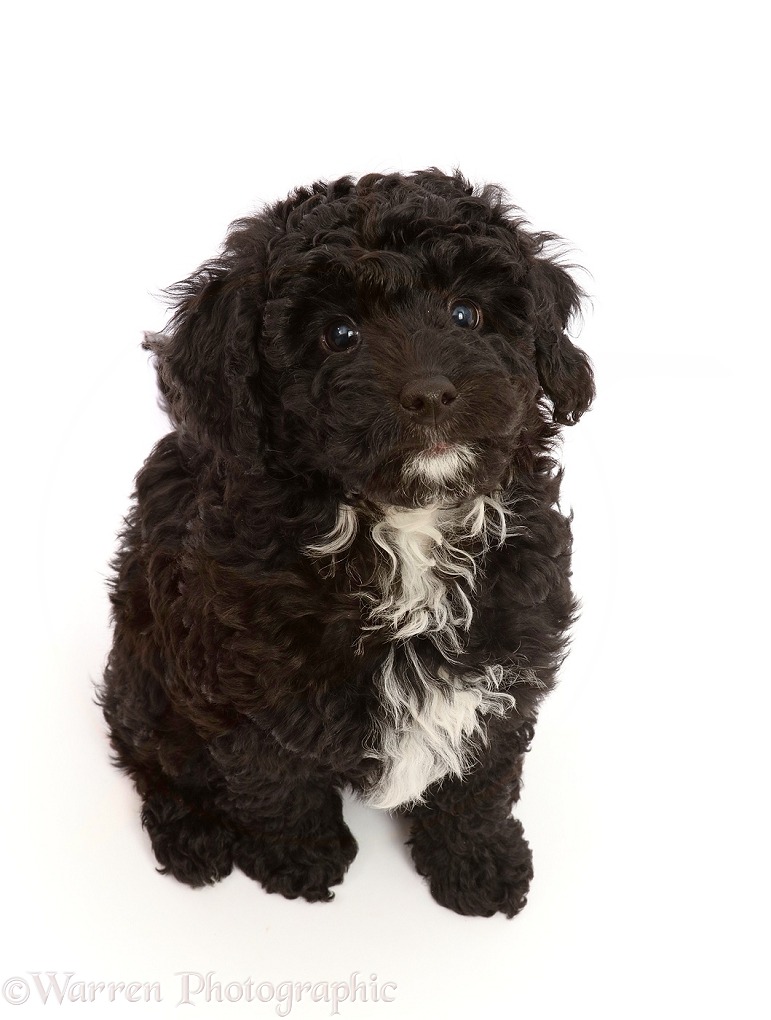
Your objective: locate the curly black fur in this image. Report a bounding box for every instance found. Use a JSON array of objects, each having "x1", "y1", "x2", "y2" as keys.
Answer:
[{"x1": 99, "y1": 169, "x2": 594, "y2": 917}]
